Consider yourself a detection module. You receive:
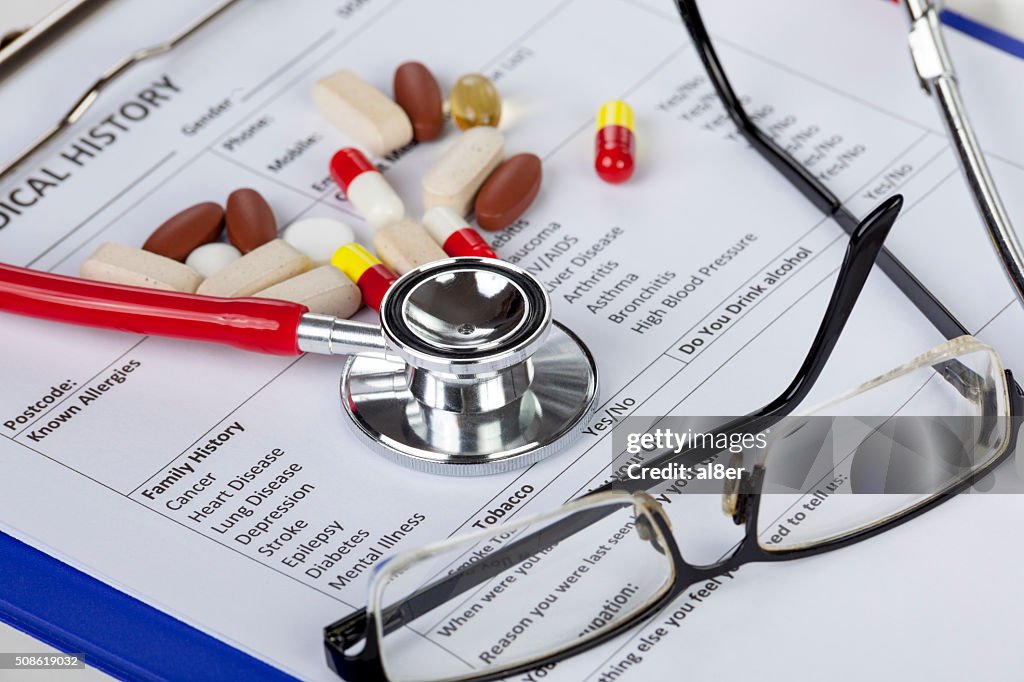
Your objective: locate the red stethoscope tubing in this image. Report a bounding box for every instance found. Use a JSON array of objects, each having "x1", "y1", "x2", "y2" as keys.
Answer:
[{"x1": 0, "y1": 263, "x2": 307, "y2": 355}]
